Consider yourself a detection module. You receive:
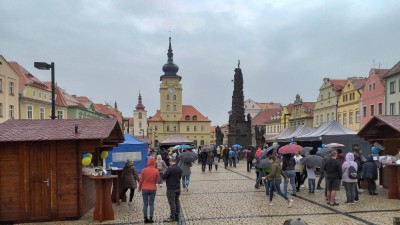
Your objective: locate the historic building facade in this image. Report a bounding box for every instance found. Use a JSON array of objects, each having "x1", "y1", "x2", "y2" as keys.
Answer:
[
  {"x1": 288, "y1": 94, "x2": 315, "y2": 130},
  {"x1": 0, "y1": 55, "x2": 20, "y2": 122},
  {"x1": 133, "y1": 92, "x2": 148, "y2": 138},
  {"x1": 383, "y1": 60, "x2": 400, "y2": 115},
  {"x1": 337, "y1": 77, "x2": 367, "y2": 131},
  {"x1": 148, "y1": 38, "x2": 211, "y2": 148},
  {"x1": 313, "y1": 78, "x2": 346, "y2": 127},
  {"x1": 360, "y1": 68, "x2": 389, "y2": 127}
]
